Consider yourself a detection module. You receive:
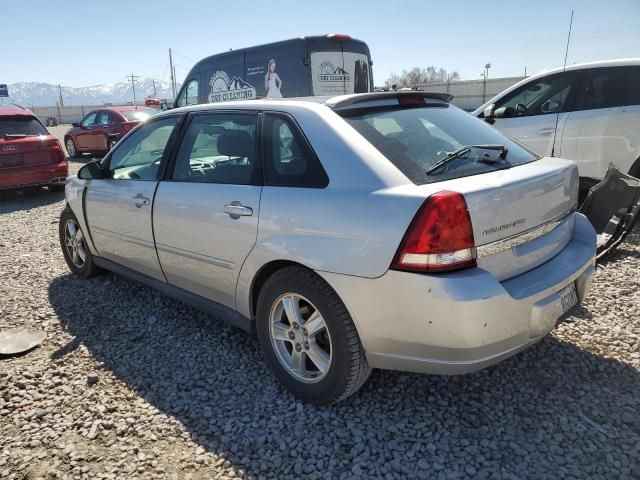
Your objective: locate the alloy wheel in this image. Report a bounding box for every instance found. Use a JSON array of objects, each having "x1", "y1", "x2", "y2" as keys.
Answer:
[
  {"x1": 66, "y1": 139, "x2": 76, "y2": 157},
  {"x1": 269, "y1": 293, "x2": 332, "y2": 383},
  {"x1": 64, "y1": 219, "x2": 86, "y2": 268}
]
